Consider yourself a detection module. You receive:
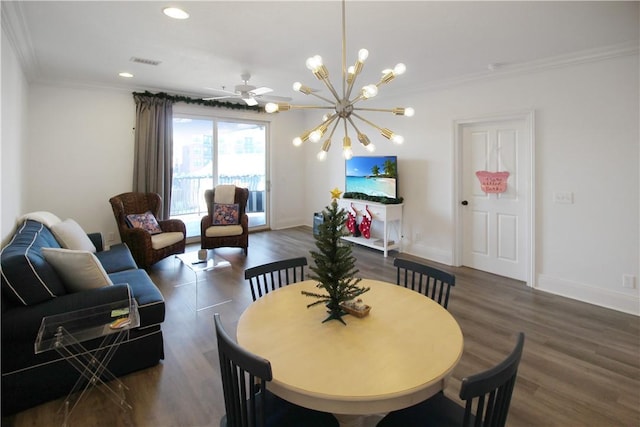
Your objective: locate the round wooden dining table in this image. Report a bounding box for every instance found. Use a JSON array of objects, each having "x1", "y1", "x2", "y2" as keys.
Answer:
[{"x1": 236, "y1": 279, "x2": 464, "y2": 427}]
